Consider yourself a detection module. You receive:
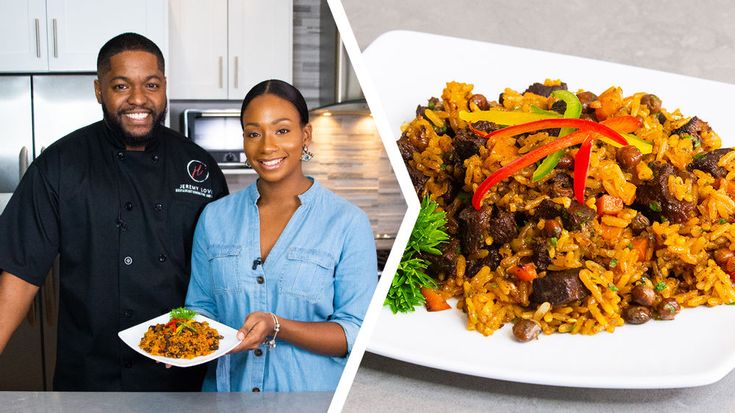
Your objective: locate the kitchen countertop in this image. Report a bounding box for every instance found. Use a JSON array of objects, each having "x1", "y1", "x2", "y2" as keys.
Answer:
[
  {"x1": 337, "y1": 0, "x2": 735, "y2": 412},
  {"x1": 0, "y1": 391, "x2": 332, "y2": 413}
]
